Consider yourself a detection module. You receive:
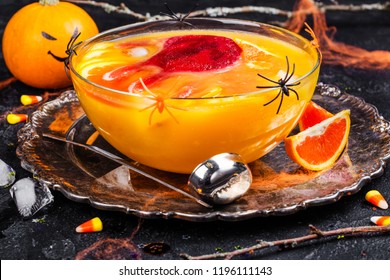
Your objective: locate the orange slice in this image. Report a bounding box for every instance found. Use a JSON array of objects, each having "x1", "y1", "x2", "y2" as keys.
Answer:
[
  {"x1": 285, "y1": 110, "x2": 351, "y2": 171},
  {"x1": 299, "y1": 101, "x2": 334, "y2": 131}
]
